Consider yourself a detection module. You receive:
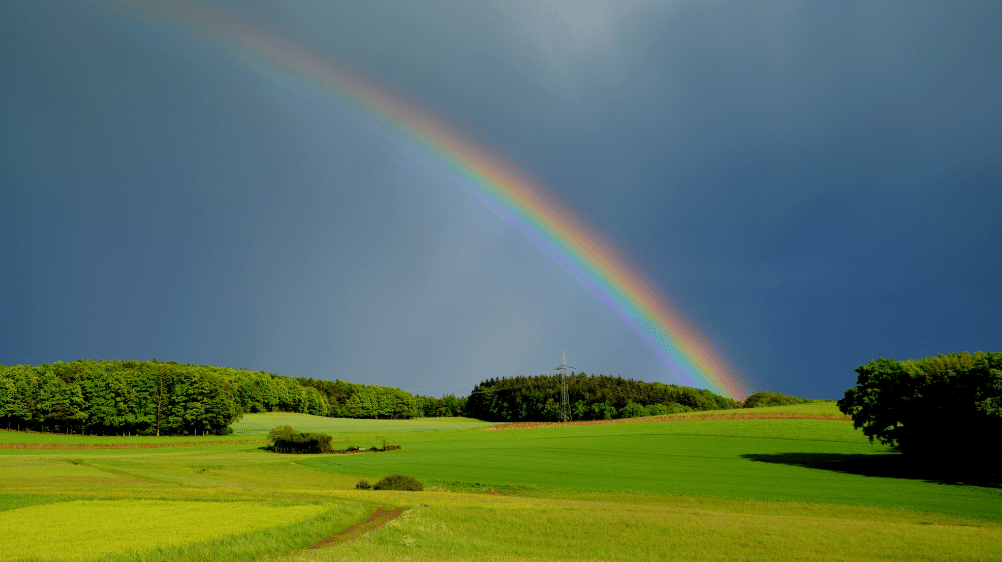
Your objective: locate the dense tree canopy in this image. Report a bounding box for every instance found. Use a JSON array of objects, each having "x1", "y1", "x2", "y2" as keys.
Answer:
[
  {"x1": 743, "y1": 391, "x2": 826, "y2": 408},
  {"x1": 837, "y1": 352, "x2": 1002, "y2": 476},
  {"x1": 1, "y1": 360, "x2": 751, "y2": 434},
  {"x1": 0, "y1": 359, "x2": 465, "y2": 435},
  {"x1": 293, "y1": 378, "x2": 425, "y2": 419},
  {"x1": 465, "y1": 373, "x2": 740, "y2": 422},
  {"x1": 0, "y1": 359, "x2": 248, "y2": 435}
]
